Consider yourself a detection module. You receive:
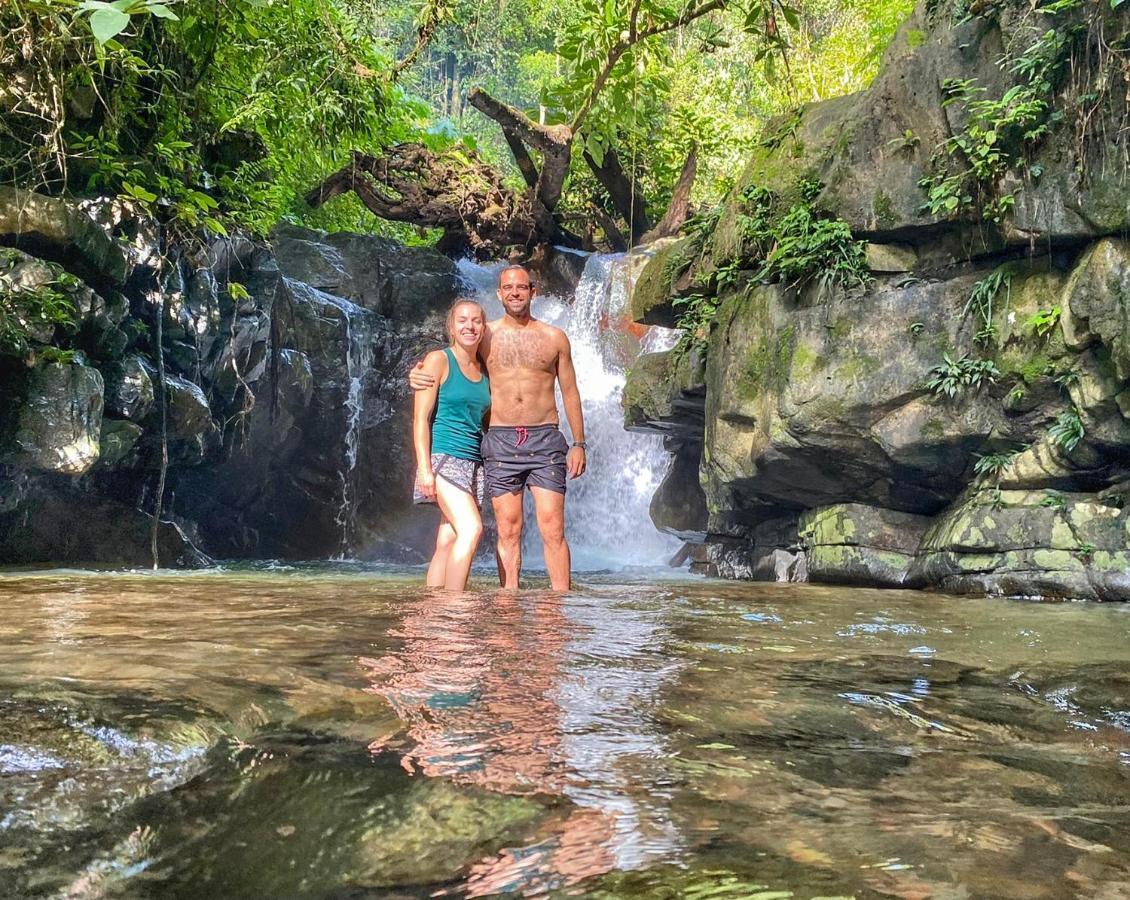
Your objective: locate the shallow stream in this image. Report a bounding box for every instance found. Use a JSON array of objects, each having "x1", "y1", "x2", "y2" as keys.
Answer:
[{"x1": 2, "y1": 567, "x2": 1130, "y2": 898}]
